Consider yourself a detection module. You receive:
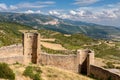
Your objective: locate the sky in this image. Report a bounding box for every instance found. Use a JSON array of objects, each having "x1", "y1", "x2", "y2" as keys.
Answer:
[{"x1": 0, "y1": 0, "x2": 120, "y2": 26}]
